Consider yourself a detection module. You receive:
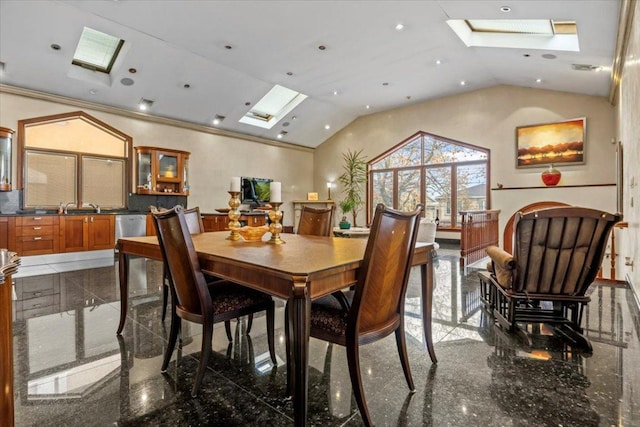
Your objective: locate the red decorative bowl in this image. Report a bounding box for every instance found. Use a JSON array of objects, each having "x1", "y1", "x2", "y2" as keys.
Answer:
[{"x1": 541, "y1": 166, "x2": 561, "y2": 186}]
